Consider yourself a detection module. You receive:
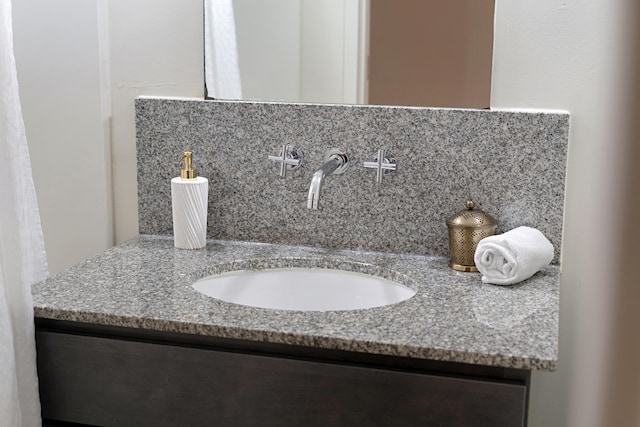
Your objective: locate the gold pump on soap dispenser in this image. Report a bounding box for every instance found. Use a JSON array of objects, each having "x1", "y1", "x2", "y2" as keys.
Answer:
[
  {"x1": 446, "y1": 199, "x2": 497, "y2": 272},
  {"x1": 171, "y1": 150, "x2": 208, "y2": 249},
  {"x1": 179, "y1": 151, "x2": 198, "y2": 179}
]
